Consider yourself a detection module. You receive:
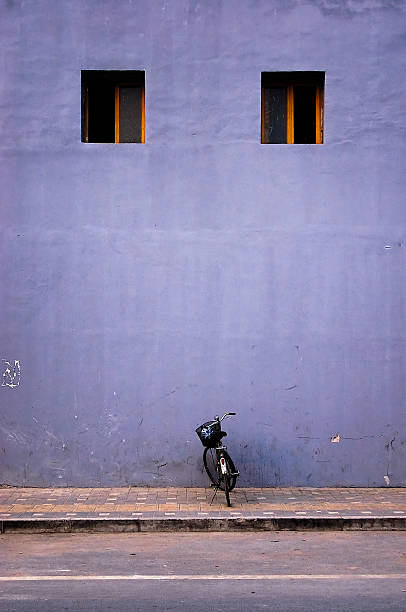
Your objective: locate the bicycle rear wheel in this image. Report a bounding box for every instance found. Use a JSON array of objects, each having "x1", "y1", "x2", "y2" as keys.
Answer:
[{"x1": 203, "y1": 448, "x2": 238, "y2": 492}]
